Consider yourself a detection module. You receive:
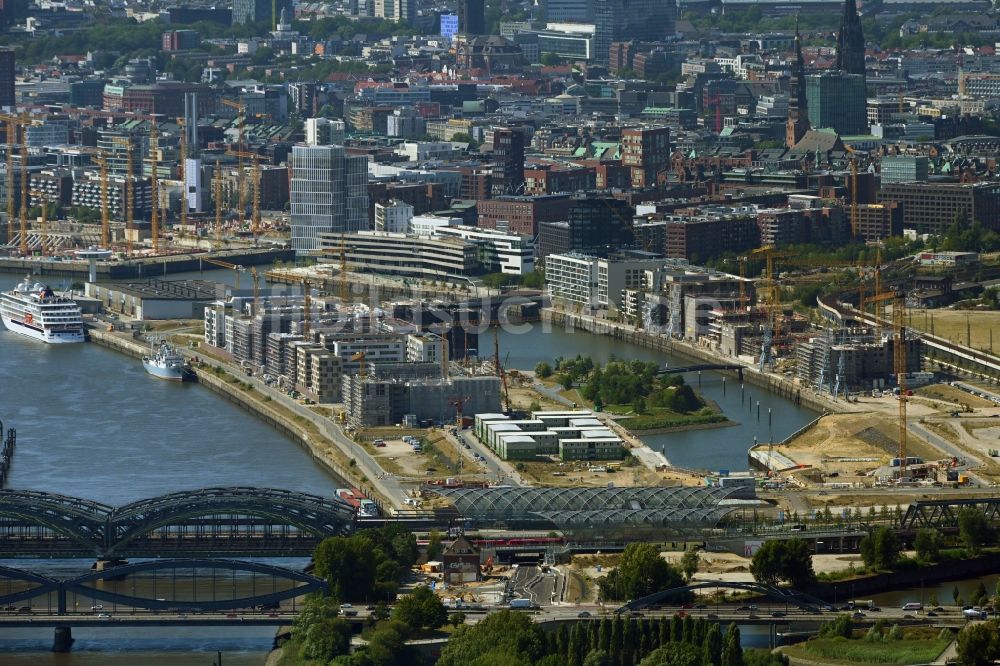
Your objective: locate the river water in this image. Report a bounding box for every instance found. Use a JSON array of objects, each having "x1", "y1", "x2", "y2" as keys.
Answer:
[
  {"x1": 0, "y1": 271, "x2": 338, "y2": 663},
  {"x1": 0, "y1": 268, "x2": 814, "y2": 661}
]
